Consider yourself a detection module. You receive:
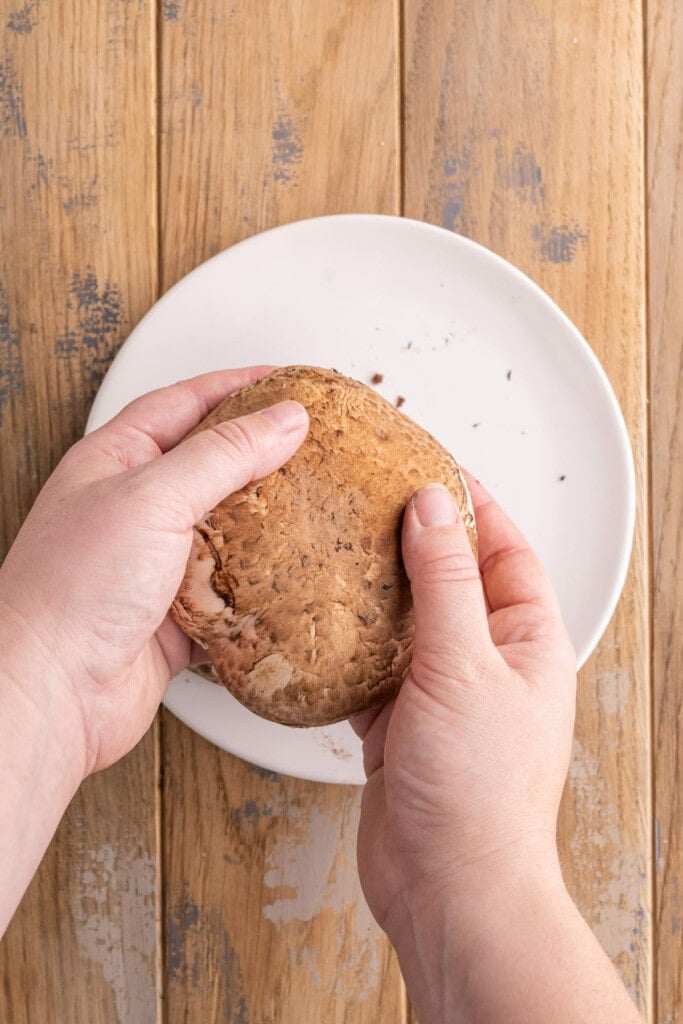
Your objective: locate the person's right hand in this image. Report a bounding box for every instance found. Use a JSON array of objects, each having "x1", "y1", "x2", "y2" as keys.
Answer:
[
  {"x1": 355, "y1": 478, "x2": 576, "y2": 922},
  {"x1": 354, "y1": 480, "x2": 642, "y2": 1024}
]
